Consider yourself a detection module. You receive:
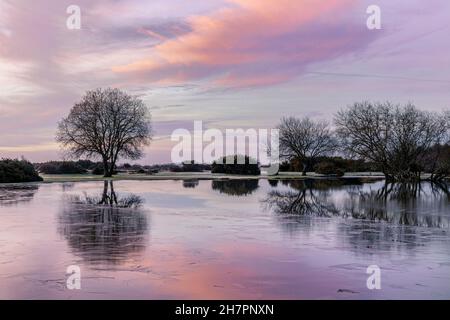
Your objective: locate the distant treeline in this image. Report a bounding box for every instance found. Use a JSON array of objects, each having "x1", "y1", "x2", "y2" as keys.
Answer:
[
  {"x1": 117, "y1": 161, "x2": 211, "y2": 173},
  {"x1": 33, "y1": 160, "x2": 212, "y2": 175},
  {"x1": 279, "y1": 156, "x2": 382, "y2": 176},
  {"x1": 35, "y1": 160, "x2": 98, "y2": 174},
  {"x1": 32, "y1": 144, "x2": 450, "y2": 178}
]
